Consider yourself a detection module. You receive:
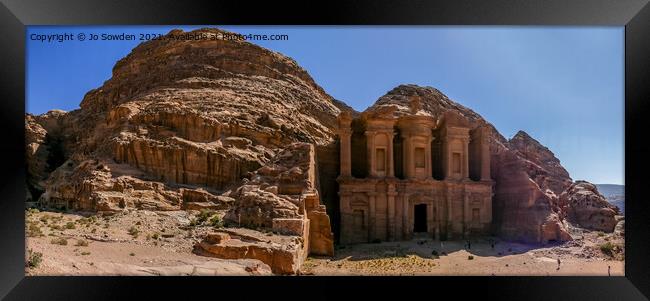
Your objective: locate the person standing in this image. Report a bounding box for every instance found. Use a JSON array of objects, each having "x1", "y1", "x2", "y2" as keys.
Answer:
[
  {"x1": 557, "y1": 258, "x2": 561, "y2": 270},
  {"x1": 608, "y1": 265, "x2": 611, "y2": 276}
]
